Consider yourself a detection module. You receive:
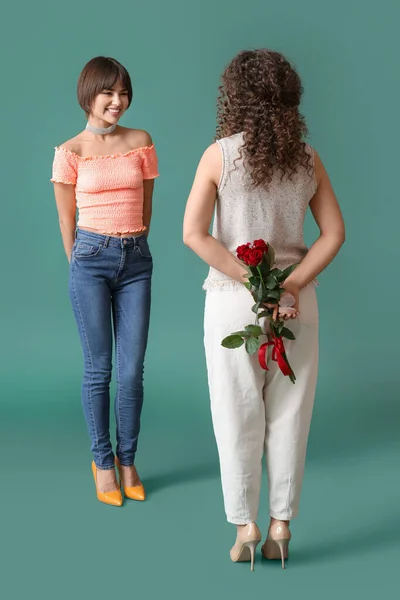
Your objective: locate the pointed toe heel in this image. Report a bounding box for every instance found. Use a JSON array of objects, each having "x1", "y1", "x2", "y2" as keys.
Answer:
[
  {"x1": 115, "y1": 457, "x2": 146, "y2": 501},
  {"x1": 91, "y1": 461, "x2": 123, "y2": 507}
]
